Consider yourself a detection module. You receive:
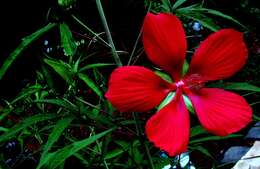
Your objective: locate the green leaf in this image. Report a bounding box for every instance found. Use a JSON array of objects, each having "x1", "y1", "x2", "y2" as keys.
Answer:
[
  {"x1": 194, "y1": 7, "x2": 244, "y2": 28},
  {"x1": 78, "y1": 73, "x2": 102, "y2": 98},
  {"x1": 132, "y1": 140, "x2": 143, "y2": 165},
  {"x1": 177, "y1": 4, "x2": 244, "y2": 31},
  {"x1": 218, "y1": 82, "x2": 260, "y2": 92},
  {"x1": 44, "y1": 58, "x2": 73, "y2": 83},
  {"x1": 253, "y1": 114, "x2": 260, "y2": 121},
  {"x1": 58, "y1": 0, "x2": 76, "y2": 8},
  {"x1": 182, "y1": 60, "x2": 189, "y2": 76},
  {"x1": 183, "y1": 12, "x2": 220, "y2": 31},
  {"x1": 0, "y1": 108, "x2": 12, "y2": 122},
  {"x1": 0, "y1": 23, "x2": 57, "y2": 80},
  {"x1": 119, "y1": 120, "x2": 136, "y2": 126},
  {"x1": 154, "y1": 70, "x2": 172, "y2": 83},
  {"x1": 190, "y1": 134, "x2": 242, "y2": 144},
  {"x1": 190, "y1": 125, "x2": 208, "y2": 138},
  {"x1": 43, "y1": 117, "x2": 74, "y2": 153},
  {"x1": 79, "y1": 63, "x2": 115, "y2": 72},
  {"x1": 161, "y1": 0, "x2": 171, "y2": 12},
  {"x1": 60, "y1": 23, "x2": 77, "y2": 56},
  {"x1": 0, "y1": 113, "x2": 59, "y2": 143},
  {"x1": 78, "y1": 101, "x2": 99, "y2": 119},
  {"x1": 0, "y1": 127, "x2": 9, "y2": 132},
  {"x1": 172, "y1": 0, "x2": 188, "y2": 10},
  {"x1": 73, "y1": 153, "x2": 89, "y2": 166},
  {"x1": 183, "y1": 95, "x2": 194, "y2": 113},
  {"x1": 72, "y1": 58, "x2": 80, "y2": 73},
  {"x1": 157, "y1": 92, "x2": 175, "y2": 110},
  {"x1": 38, "y1": 117, "x2": 74, "y2": 168},
  {"x1": 104, "y1": 148, "x2": 125, "y2": 160},
  {"x1": 40, "y1": 61, "x2": 55, "y2": 89},
  {"x1": 56, "y1": 162, "x2": 65, "y2": 169},
  {"x1": 115, "y1": 140, "x2": 130, "y2": 150},
  {"x1": 154, "y1": 158, "x2": 171, "y2": 169},
  {"x1": 11, "y1": 84, "x2": 42, "y2": 104},
  {"x1": 34, "y1": 98, "x2": 78, "y2": 112},
  {"x1": 190, "y1": 145, "x2": 213, "y2": 158},
  {"x1": 176, "y1": 5, "x2": 220, "y2": 32},
  {"x1": 37, "y1": 128, "x2": 114, "y2": 169}
]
